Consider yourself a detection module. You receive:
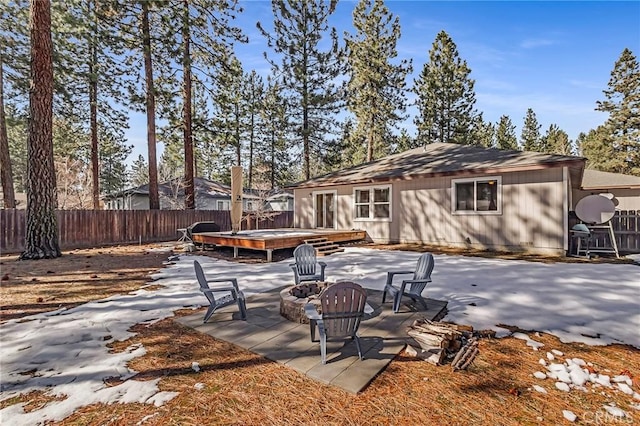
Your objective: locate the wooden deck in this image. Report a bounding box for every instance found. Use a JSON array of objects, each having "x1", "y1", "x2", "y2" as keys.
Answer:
[{"x1": 191, "y1": 229, "x2": 367, "y2": 261}]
